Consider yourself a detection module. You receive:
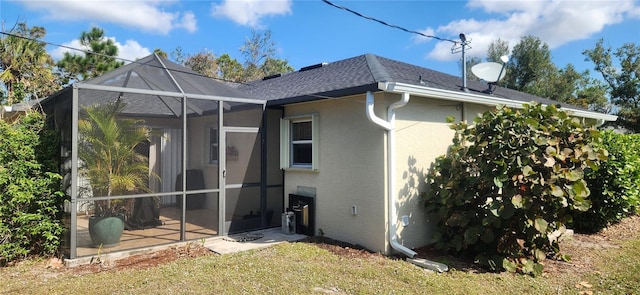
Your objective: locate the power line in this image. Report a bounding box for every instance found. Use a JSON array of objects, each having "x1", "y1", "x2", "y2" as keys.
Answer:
[
  {"x1": 321, "y1": 0, "x2": 458, "y2": 44},
  {"x1": 0, "y1": 31, "x2": 247, "y2": 85}
]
